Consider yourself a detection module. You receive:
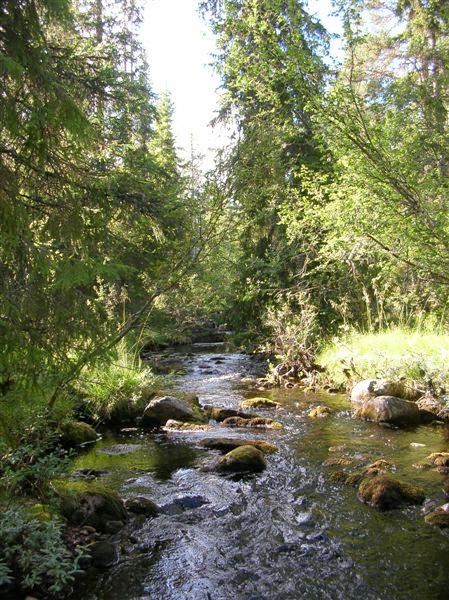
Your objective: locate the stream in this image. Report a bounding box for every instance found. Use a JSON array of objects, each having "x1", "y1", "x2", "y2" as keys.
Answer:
[{"x1": 70, "y1": 347, "x2": 449, "y2": 600}]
